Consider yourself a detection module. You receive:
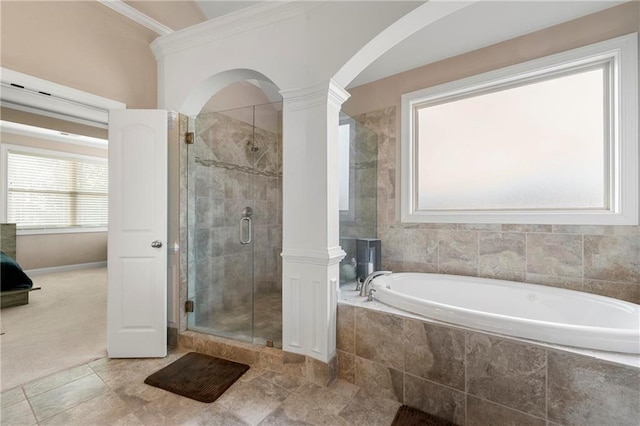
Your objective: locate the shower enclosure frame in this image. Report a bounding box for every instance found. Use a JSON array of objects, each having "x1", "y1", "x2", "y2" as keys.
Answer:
[{"x1": 183, "y1": 102, "x2": 283, "y2": 348}]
